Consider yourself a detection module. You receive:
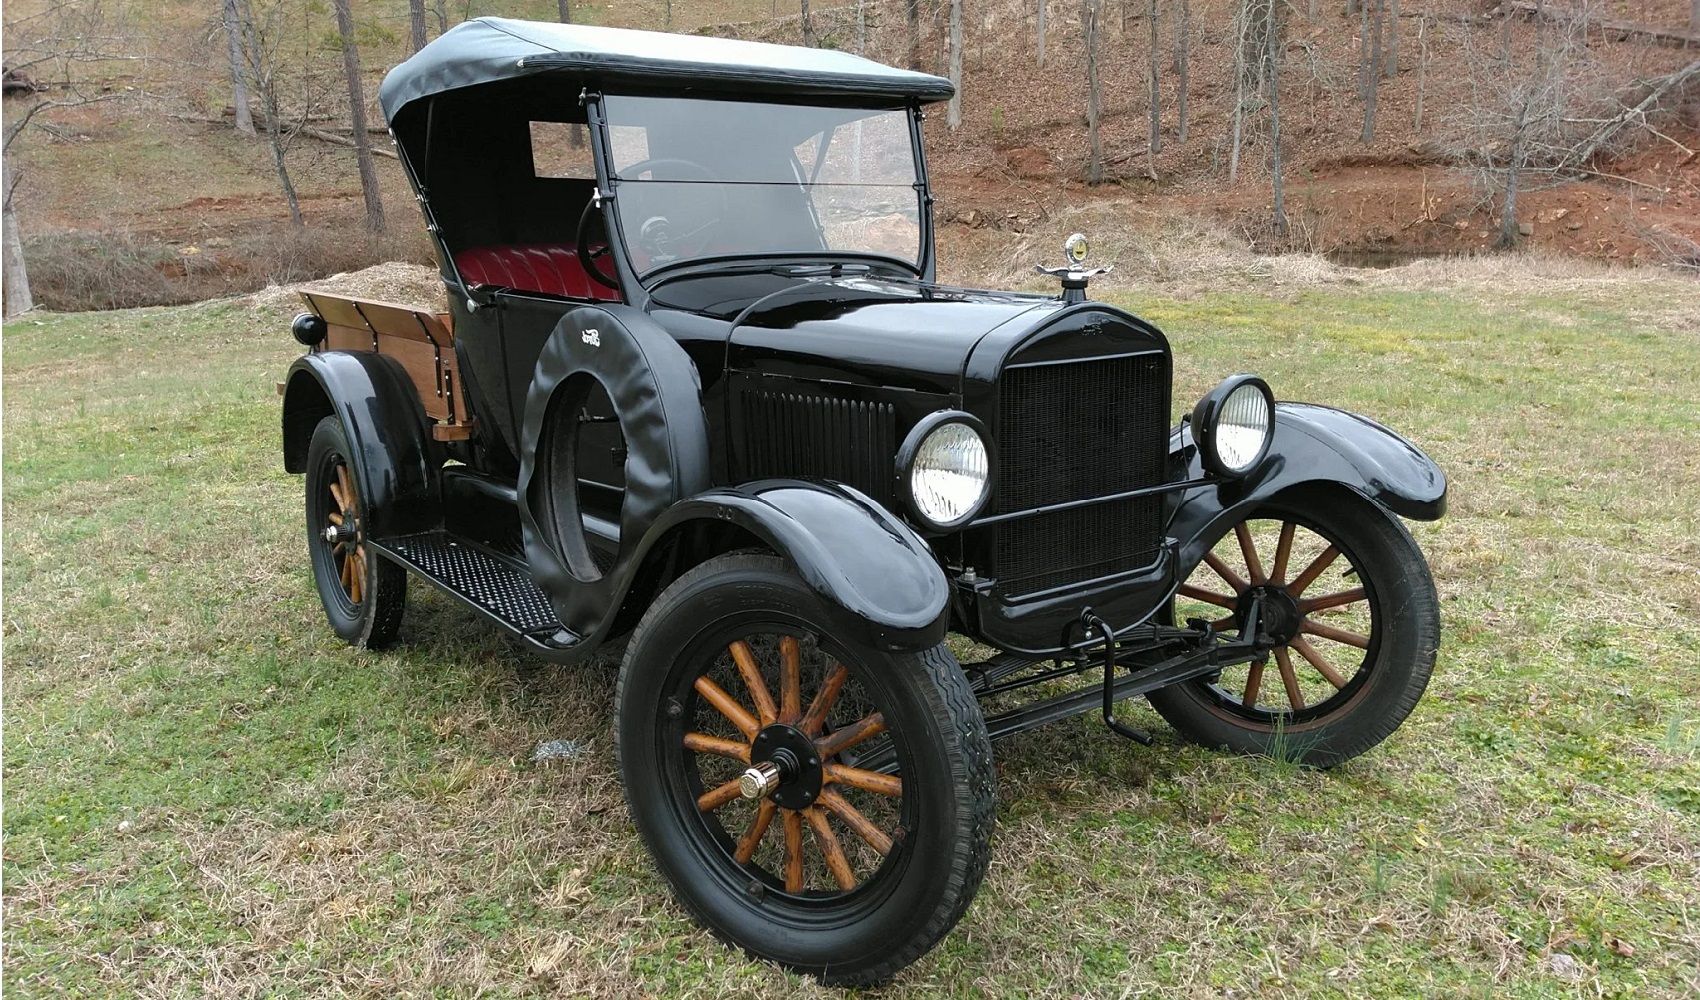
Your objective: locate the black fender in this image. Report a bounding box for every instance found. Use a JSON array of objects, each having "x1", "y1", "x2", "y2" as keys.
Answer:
[
  {"x1": 635, "y1": 481, "x2": 951, "y2": 652},
  {"x1": 518, "y1": 304, "x2": 712, "y2": 640},
  {"x1": 280, "y1": 351, "x2": 440, "y2": 538},
  {"x1": 1167, "y1": 401, "x2": 1446, "y2": 569}
]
